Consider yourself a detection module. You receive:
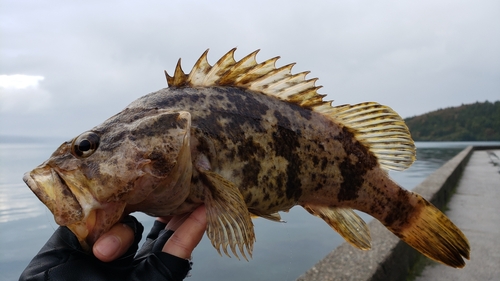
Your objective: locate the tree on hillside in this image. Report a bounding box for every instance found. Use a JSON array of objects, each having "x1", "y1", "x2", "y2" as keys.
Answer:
[{"x1": 404, "y1": 101, "x2": 500, "y2": 141}]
